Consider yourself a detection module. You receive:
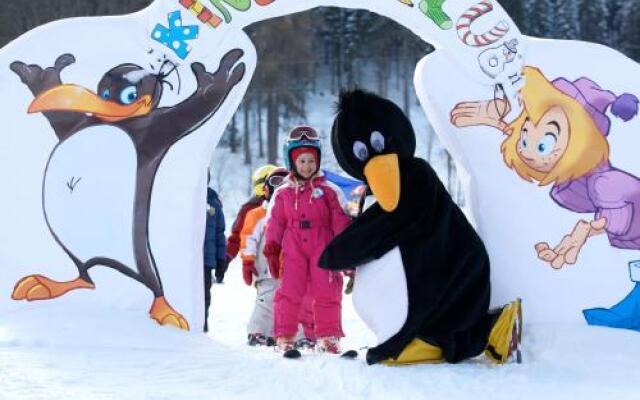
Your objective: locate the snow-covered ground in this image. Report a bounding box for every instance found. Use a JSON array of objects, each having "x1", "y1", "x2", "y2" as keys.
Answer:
[{"x1": 0, "y1": 257, "x2": 638, "y2": 400}]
